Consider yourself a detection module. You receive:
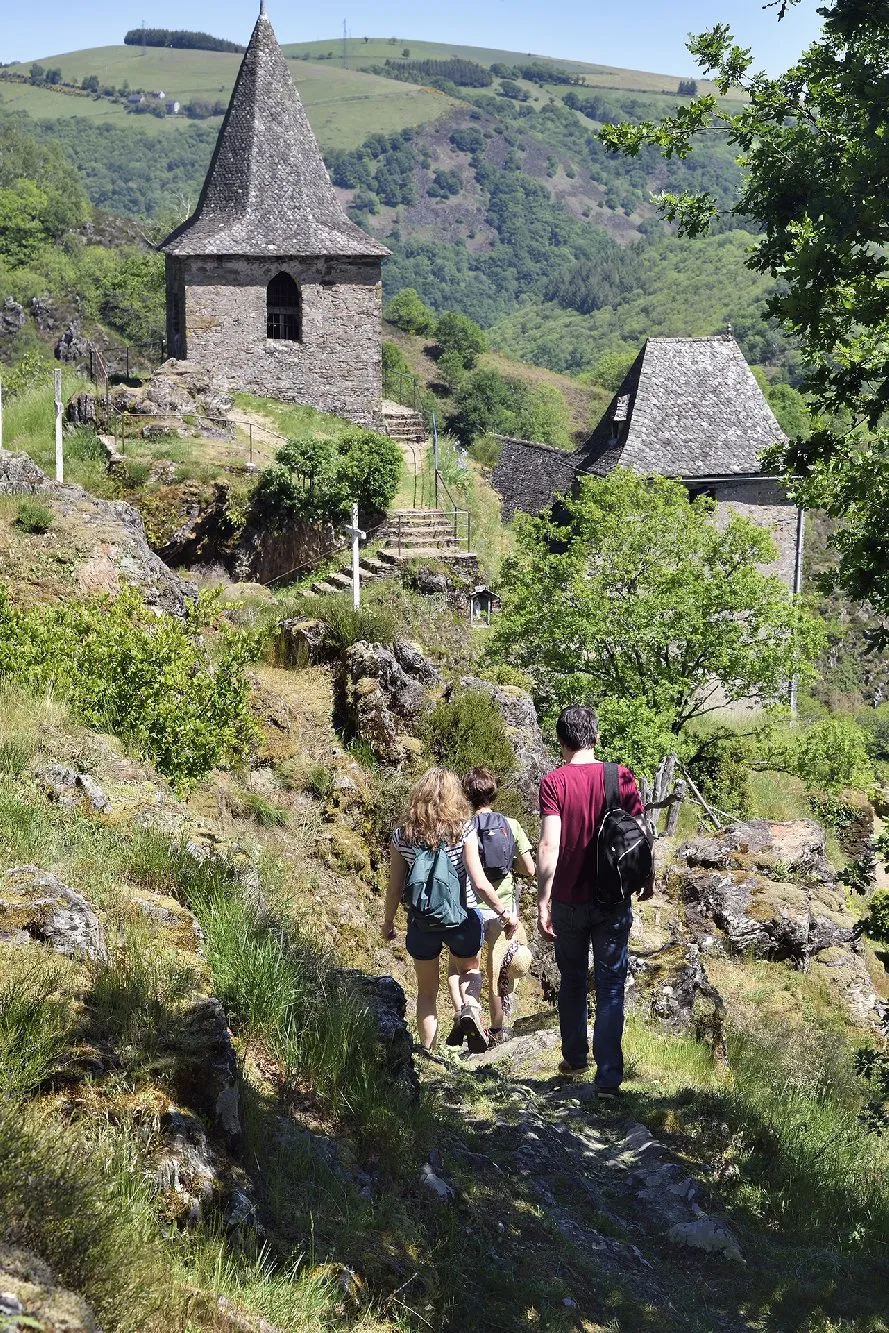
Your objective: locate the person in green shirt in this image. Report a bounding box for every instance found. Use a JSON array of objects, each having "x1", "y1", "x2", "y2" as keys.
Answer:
[{"x1": 447, "y1": 767, "x2": 536, "y2": 1041}]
